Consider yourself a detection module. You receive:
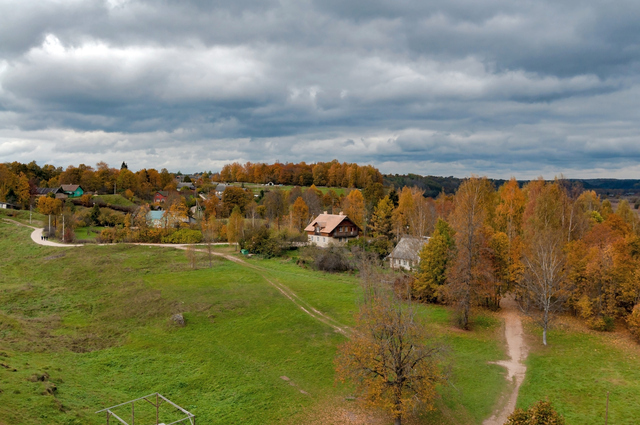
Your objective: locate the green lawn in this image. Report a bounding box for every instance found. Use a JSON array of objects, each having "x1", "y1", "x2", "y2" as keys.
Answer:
[
  {"x1": 0, "y1": 222, "x2": 508, "y2": 424},
  {"x1": 519, "y1": 321, "x2": 640, "y2": 424},
  {"x1": 74, "y1": 227, "x2": 105, "y2": 240}
]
